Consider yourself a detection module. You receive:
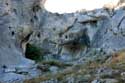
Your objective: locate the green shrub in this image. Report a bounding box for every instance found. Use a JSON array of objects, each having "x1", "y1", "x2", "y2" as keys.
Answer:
[
  {"x1": 40, "y1": 60, "x2": 72, "y2": 68},
  {"x1": 25, "y1": 43, "x2": 43, "y2": 62}
]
